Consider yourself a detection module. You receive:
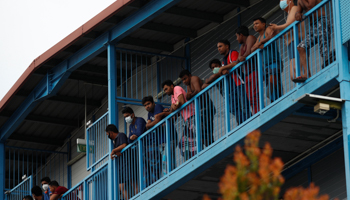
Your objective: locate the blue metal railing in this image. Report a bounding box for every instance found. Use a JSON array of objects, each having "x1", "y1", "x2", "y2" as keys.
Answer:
[
  {"x1": 111, "y1": 1, "x2": 337, "y2": 199},
  {"x1": 5, "y1": 175, "x2": 33, "y2": 200},
  {"x1": 62, "y1": 163, "x2": 108, "y2": 200},
  {"x1": 86, "y1": 112, "x2": 109, "y2": 171},
  {"x1": 115, "y1": 49, "x2": 187, "y2": 104},
  {"x1": 5, "y1": 146, "x2": 67, "y2": 190}
]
